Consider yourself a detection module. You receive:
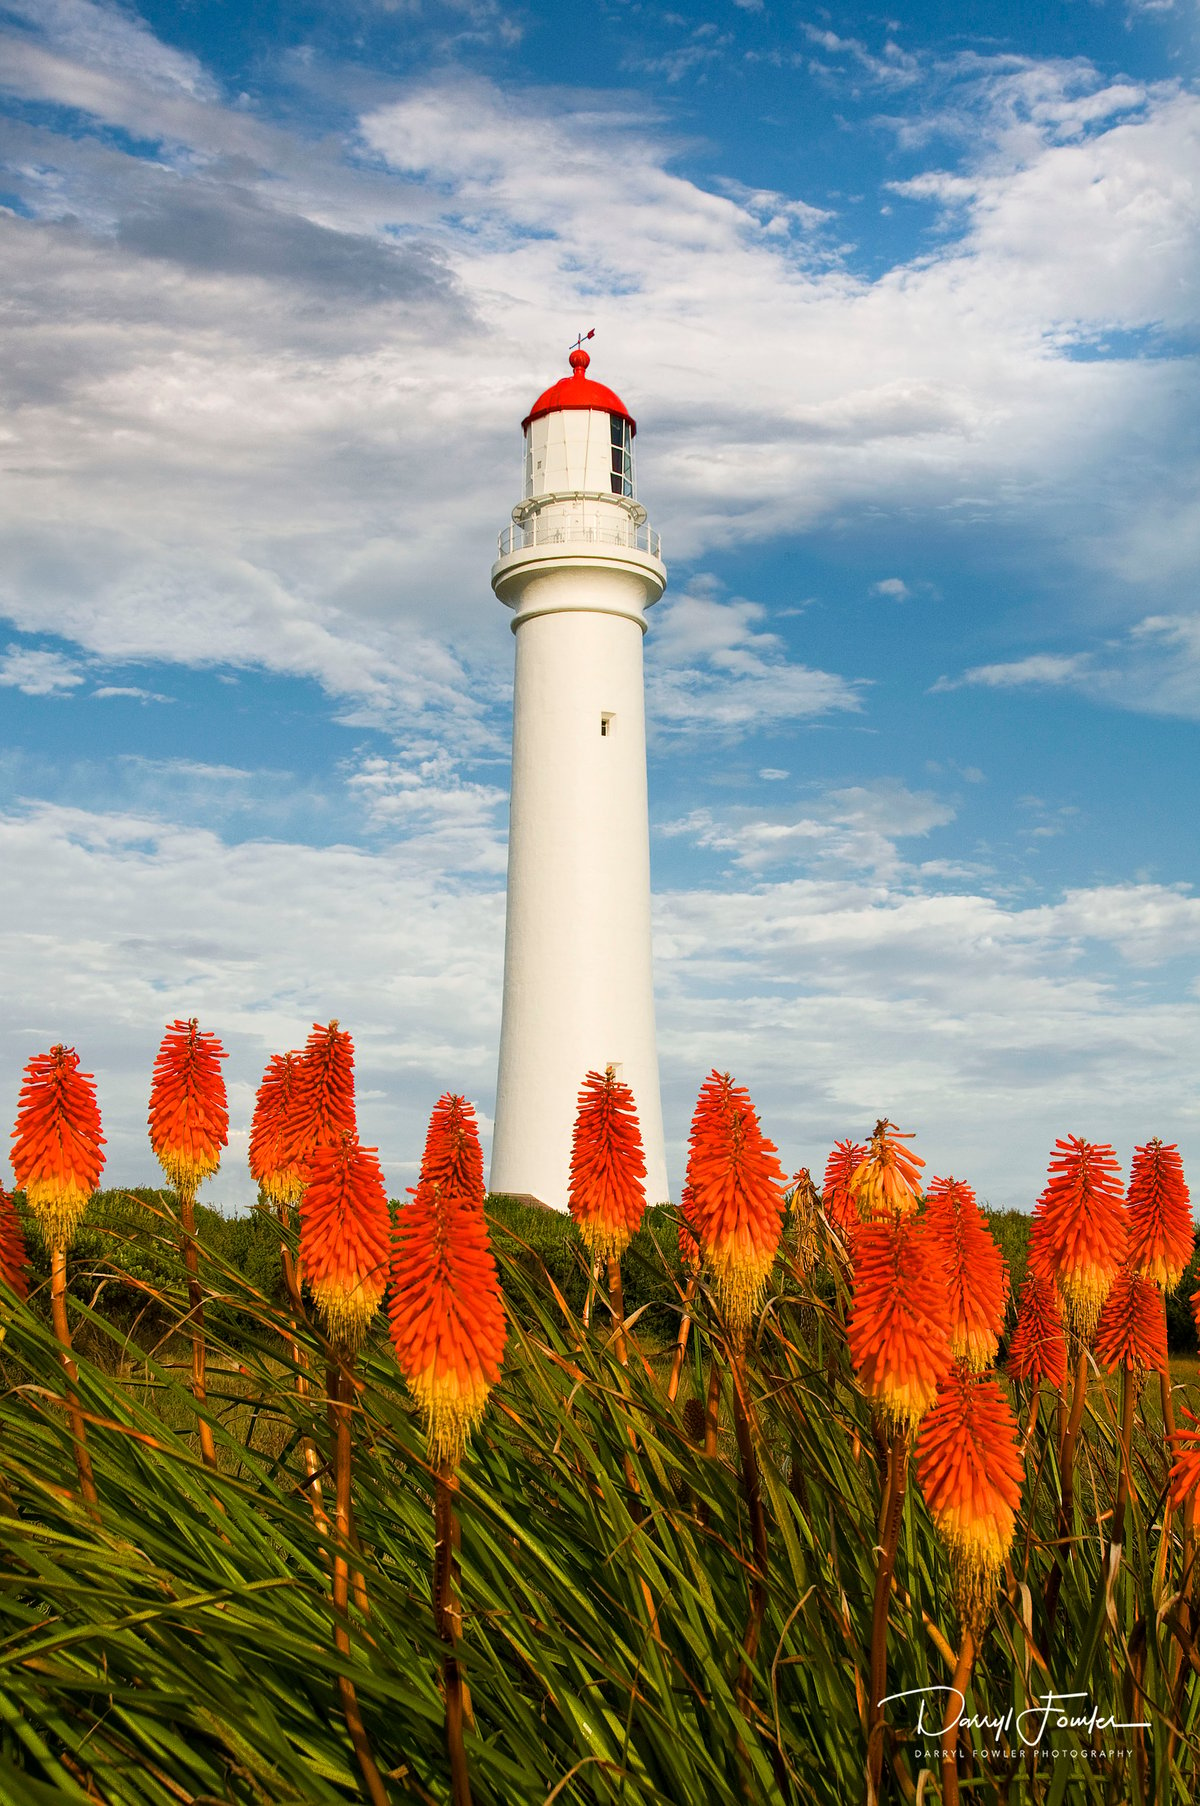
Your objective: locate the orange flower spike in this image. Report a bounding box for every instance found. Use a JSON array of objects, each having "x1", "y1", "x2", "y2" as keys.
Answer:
[
  {"x1": 389, "y1": 1095, "x2": 507, "y2": 1465},
  {"x1": 685, "y1": 1070, "x2": 788, "y2": 1334},
  {"x1": 916, "y1": 1369, "x2": 1023, "y2": 1633},
  {"x1": 1126, "y1": 1139, "x2": 1193, "y2": 1292},
  {"x1": 1094, "y1": 1266, "x2": 1168, "y2": 1376},
  {"x1": 1168, "y1": 1410, "x2": 1200, "y2": 1513},
  {"x1": 850, "y1": 1120, "x2": 925, "y2": 1221},
  {"x1": 0, "y1": 1184, "x2": 30, "y2": 1301},
  {"x1": 568, "y1": 1068, "x2": 647, "y2": 1261},
  {"x1": 1006, "y1": 1273, "x2": 1068, "y2": 1389},
  {"x1": 822, "y1": 1139, "x2": 868, "y2": 1238},
  {"x1": 147, "y1": 1019, "x2": 229, "y2": 1197},
  {"x1": 1030, "y1": 1135, "x2": 1127, "y2": 1340},
  {"x1": 287, "y1": 1020, "x2": 357, "y2": 1173},
  {"x1": 847, "y1": 1215, "x2": 952, "y2": 1433},
  {"x1": 299, "y1": 1131, "x2": 392, "y2": 1348},
  {"x1": 924, "y1": 1176, "x2": 1009, "y2": 1371},
  {"x1": 248, "y1": 1051, "x2": 306, "y2": 1210},
  {"x1": 11, "y1": 1045, "x2": 106, "y2": 1249}
]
